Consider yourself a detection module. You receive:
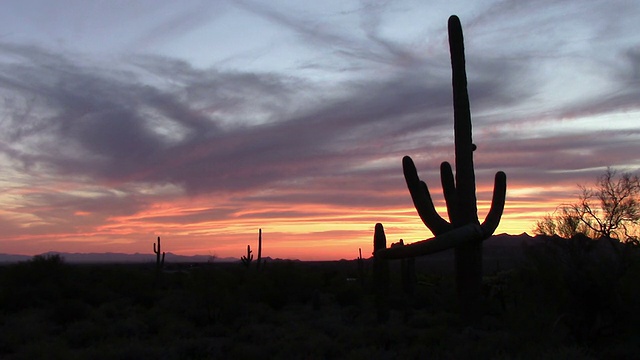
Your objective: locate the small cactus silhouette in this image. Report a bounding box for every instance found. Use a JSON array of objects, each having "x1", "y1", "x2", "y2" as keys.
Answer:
[
  {"x1": 357, "y1": 247, "x2": 365, "y2": 286},
  {"x1": 241, "y1": 244, "x2": 253, "y2": 268},
  {"x1": 241, "y1": 229, "x2": 264, "y2": 270},
  {"x1": 153, "y1": 236, "x2": 165, "y2": 273}
]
